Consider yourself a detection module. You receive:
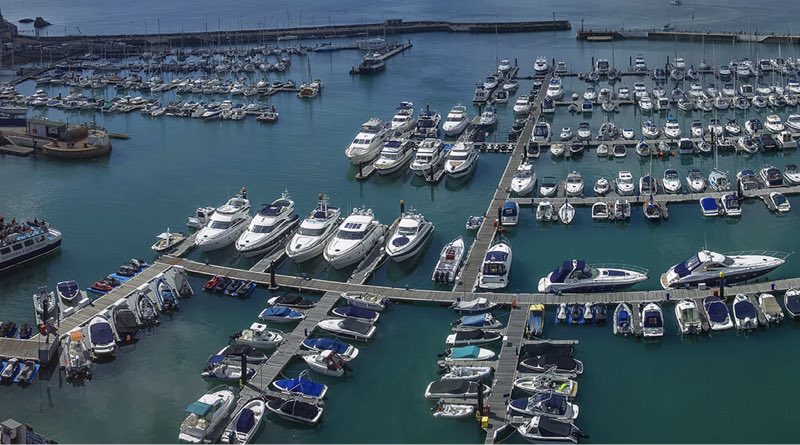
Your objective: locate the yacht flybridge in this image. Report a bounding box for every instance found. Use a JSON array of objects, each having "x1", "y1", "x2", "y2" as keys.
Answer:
[
  {"x1": 236, "y1": 191, "x2": 298, "y2": 257},
  {"x1": 324, "y1": 207, "x2": 386, "y2": 269},
  {"x1": 195, "y1": 190, "x2": 252, "y2": 251},
  {"x1": 344, "y1": 118, "x2": 391, "y2": 165},
  {"x1": 660, "y1": 249, "x2": 787, "y2": 289},
  {"x1": 538, "y1": 260, "x2": 648, "y2": 293}
]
